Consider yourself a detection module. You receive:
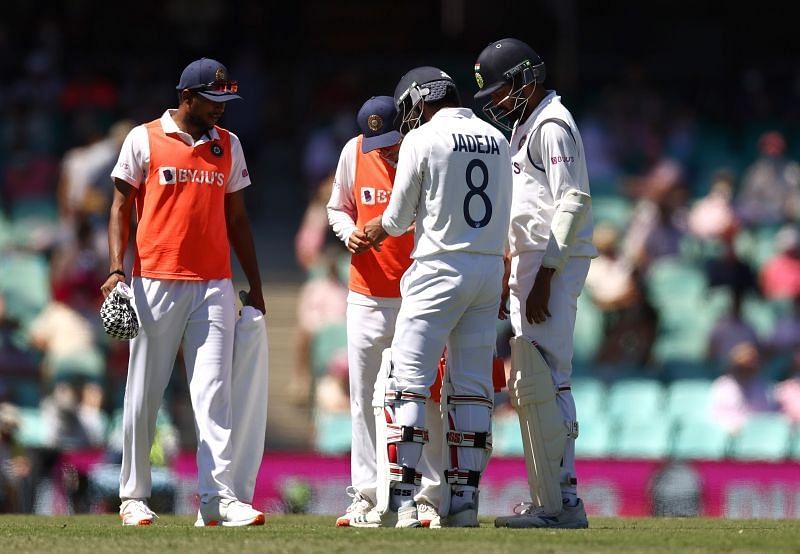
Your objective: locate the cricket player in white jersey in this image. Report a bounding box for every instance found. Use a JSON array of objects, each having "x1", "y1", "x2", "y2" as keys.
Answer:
[
  {"x1": 351, "y1": 66, "x2": 512, "y2": 528},
  {"x1": 474, "y1": 38, "x2": 596, "y2": 529},
  {"x1": 101, "y1": 58, "x2": 265, "y2": 527},
  {"x1": 326, "y1": 95, "x2": 446, "y2": 528}
]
